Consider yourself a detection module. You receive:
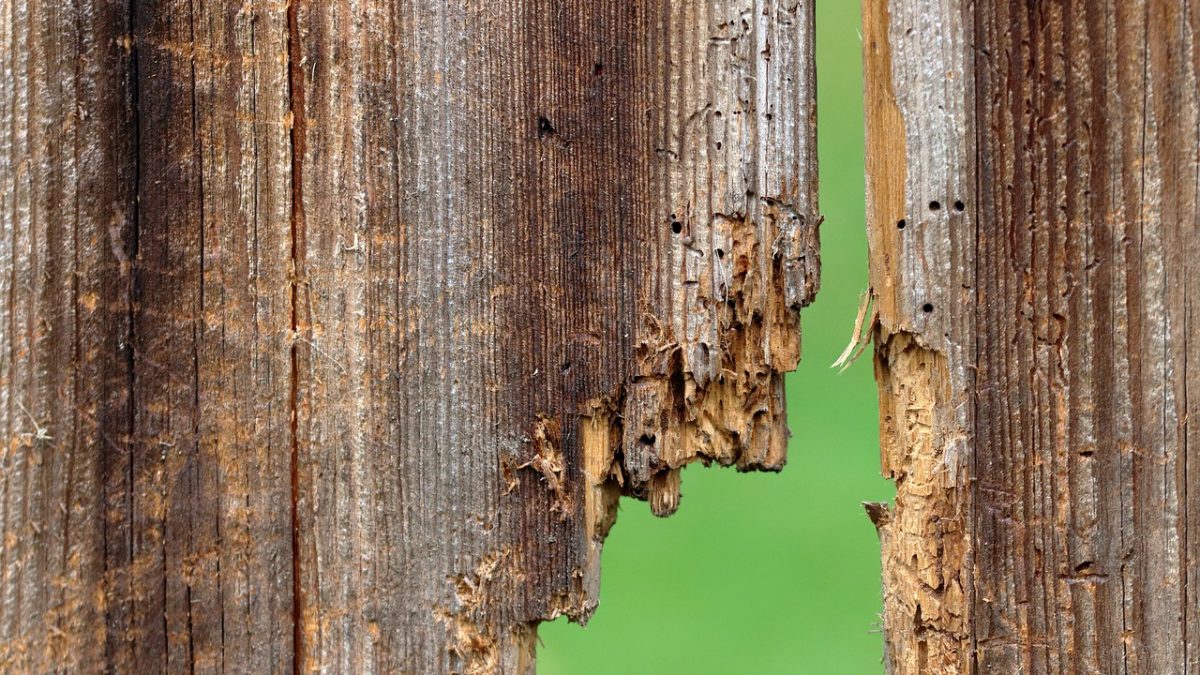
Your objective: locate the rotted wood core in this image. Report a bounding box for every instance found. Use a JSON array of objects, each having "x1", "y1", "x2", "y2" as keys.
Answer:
[{"x1": 0, "y1": 1, "x2": 817, "y2": 672}]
